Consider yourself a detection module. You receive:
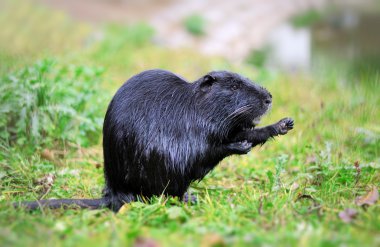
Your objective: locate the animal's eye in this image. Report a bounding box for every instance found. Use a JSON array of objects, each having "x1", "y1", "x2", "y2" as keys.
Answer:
[{"x1": 231, "y1": 85, "x2": 239, "y2": 90}]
